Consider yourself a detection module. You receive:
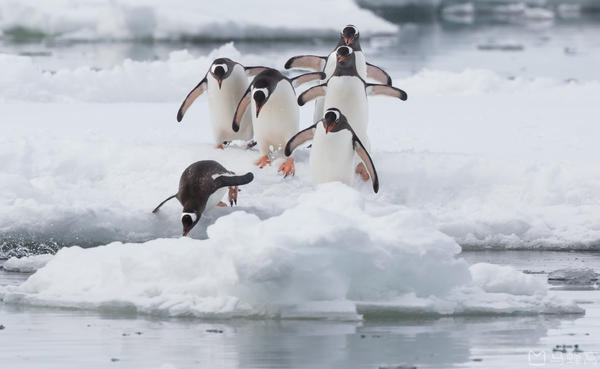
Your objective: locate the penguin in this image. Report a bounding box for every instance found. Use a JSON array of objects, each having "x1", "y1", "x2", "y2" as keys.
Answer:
[
  {"x1": 232, "y1": 68, "x2": 325, "y2": 177},
  {"x1": 297, "y1": 45, "x2": 406, "y2": 180},
  {"x1": 176, "y1": 58, "x2": 267, "y2": 149},
  {"x1": 152, "y1": 160, "x2": 254, "y2": 236},
  {"x1": 285, "y1": 108, "x2": 379, "y2": 193},
  {"x1": 284, "y1": 25, "x2": 392, "y2": 122}
]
